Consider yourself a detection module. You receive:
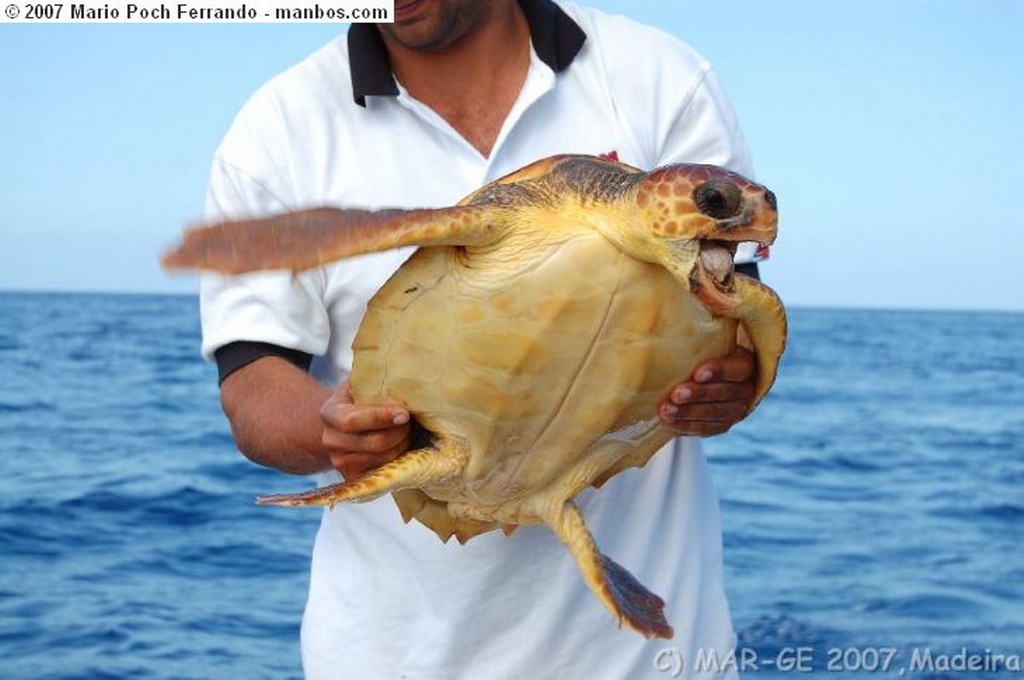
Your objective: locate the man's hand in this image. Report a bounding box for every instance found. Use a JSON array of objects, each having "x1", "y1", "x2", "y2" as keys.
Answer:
[
  {"x1": 658, "y1": 347, "x2": 756, "y2": 437},
  {"x1": 321, "y1": 381, "x2": 413, "y2": 479}
]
